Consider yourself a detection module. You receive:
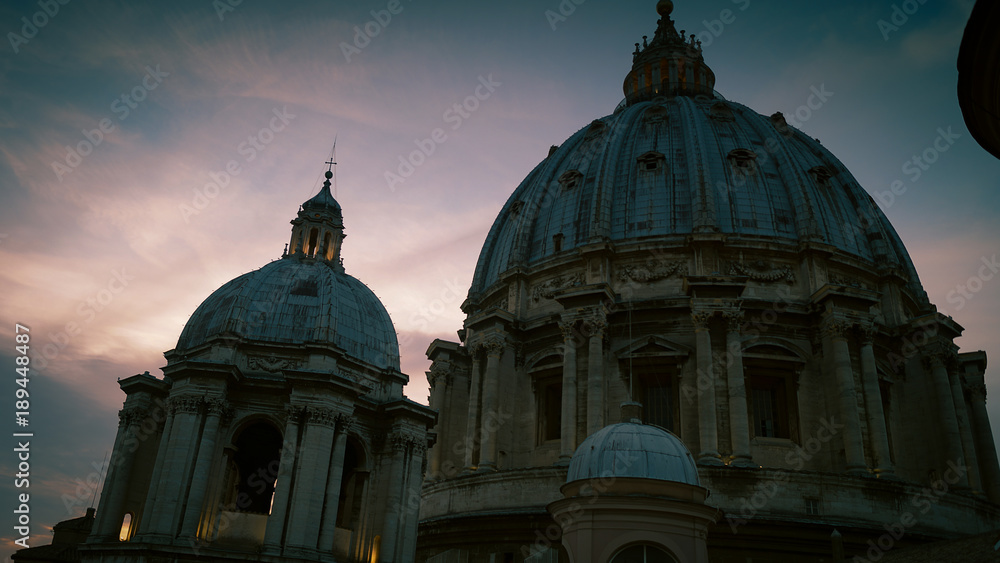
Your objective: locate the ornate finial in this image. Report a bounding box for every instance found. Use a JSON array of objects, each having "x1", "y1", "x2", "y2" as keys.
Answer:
[
  {"x1": 657, "y1": 0, "x2": 673, "y2": 17},
  {"x1": 642, "y1": 35, "x2": 648, "y2": 48}
]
